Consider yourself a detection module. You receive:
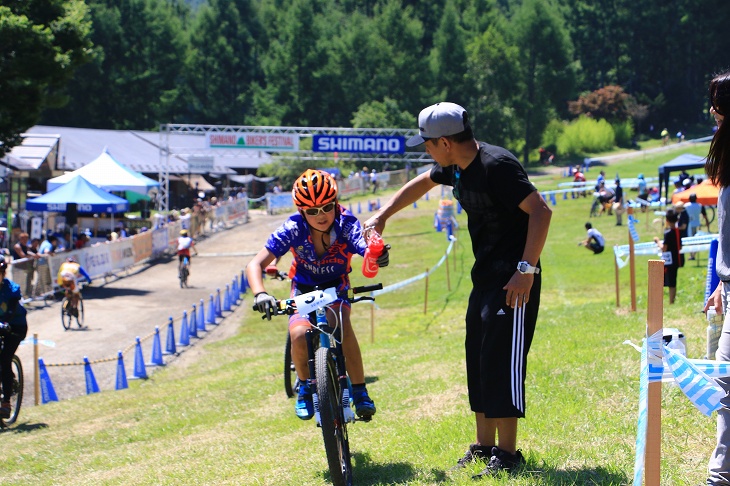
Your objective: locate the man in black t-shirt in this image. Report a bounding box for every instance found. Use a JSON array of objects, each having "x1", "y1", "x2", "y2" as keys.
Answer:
[{"x1": 365, "y1": 102, "x2": 552, "y2": 476}]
